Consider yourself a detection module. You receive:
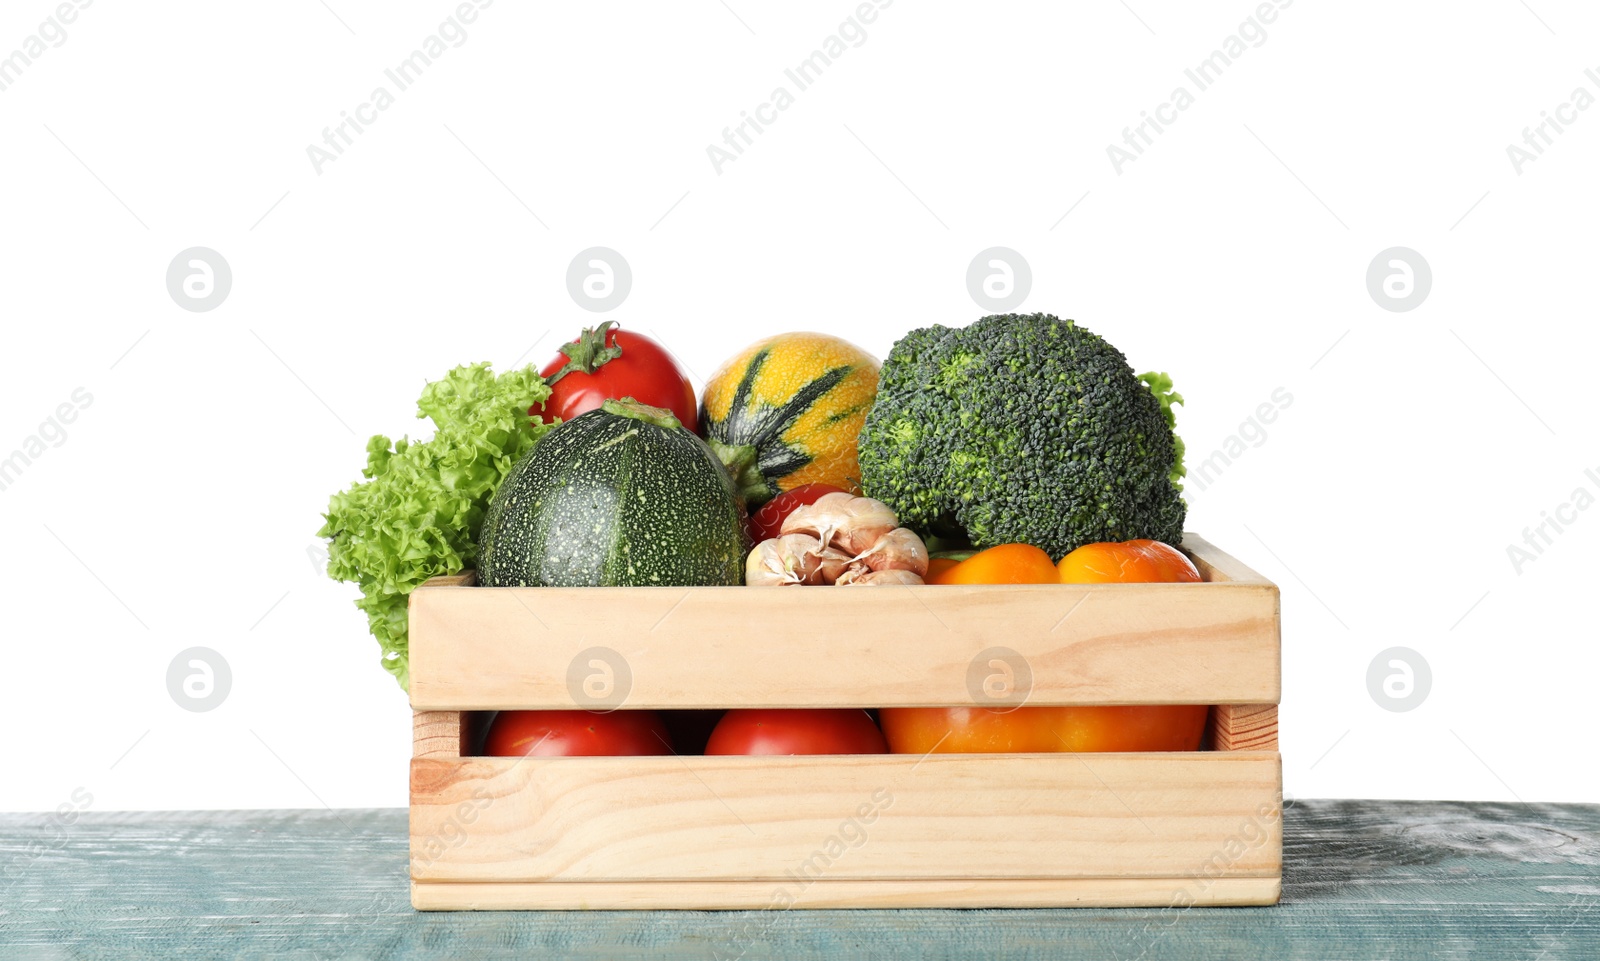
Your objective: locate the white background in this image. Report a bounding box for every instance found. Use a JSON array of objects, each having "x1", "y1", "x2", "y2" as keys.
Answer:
[{"x1": 1, "y1": 0, "x2": 1596, "y2": 812}]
